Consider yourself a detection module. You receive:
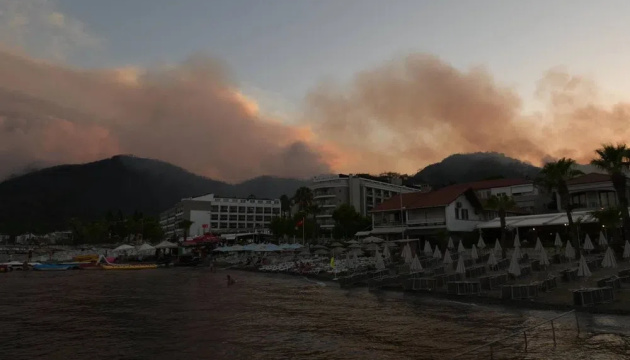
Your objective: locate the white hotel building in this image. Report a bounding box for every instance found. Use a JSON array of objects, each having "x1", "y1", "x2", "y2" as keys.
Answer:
[
  {"x1": 160, "y1": 194, "x2": 281, "y2": 239},
  {"x1": 309, "y1": 174, "x2": 421, "y2": 231}
]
